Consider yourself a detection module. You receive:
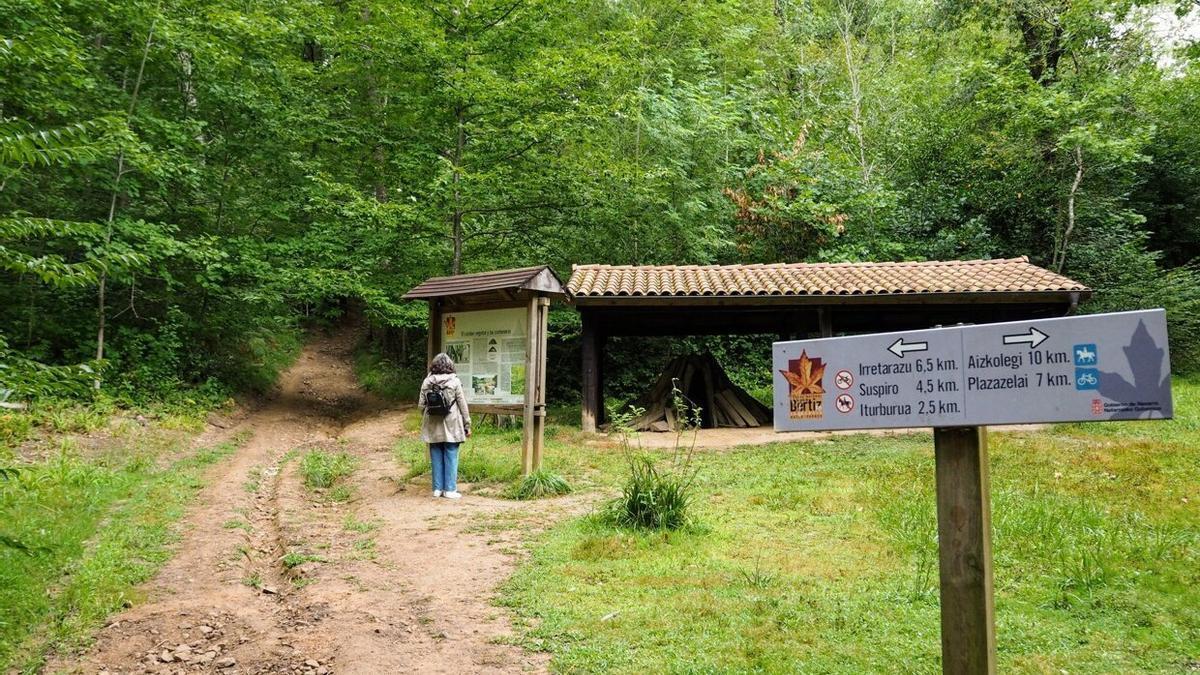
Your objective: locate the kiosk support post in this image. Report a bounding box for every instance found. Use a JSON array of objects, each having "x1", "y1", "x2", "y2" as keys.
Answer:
[
  {"x1": 521, "y1": 294, "x2": 550, "y2": 476},
  {"x1": 934, "y1": 426, "x2": 997, "y2": 675}
]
